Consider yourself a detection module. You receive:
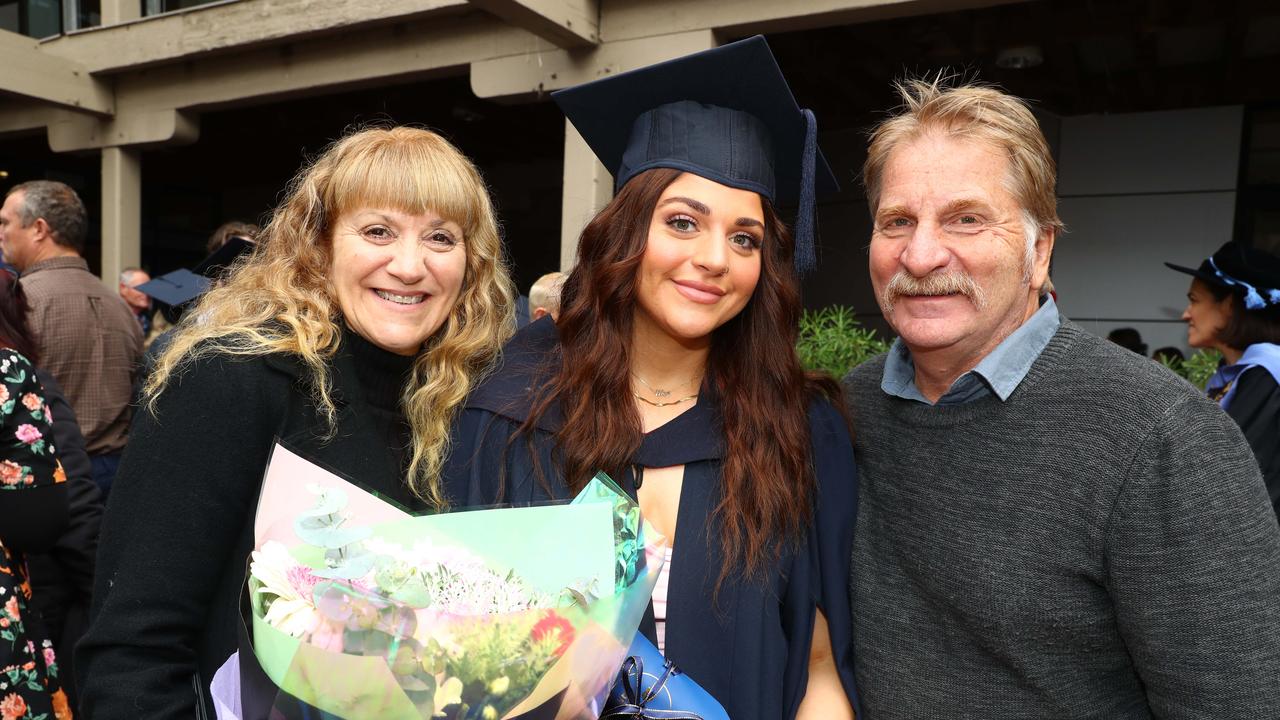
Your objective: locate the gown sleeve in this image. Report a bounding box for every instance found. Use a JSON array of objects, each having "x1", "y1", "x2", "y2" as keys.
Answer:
[
  {"x1": 1225, "y1": 366, "x2": 1280, "y2": 519},
  {"x1": 77, "y1": 353, "x2": 285, "y2": 720},
  {"x1": 805, "y1": 399, "x2": 860, "y2": 712},
  {"x1": 0, "y1": 350, "x2": 68, "y2": 553},
  {"x1": 443, "y1": 407, "x2": 524, "y2": 507}
]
